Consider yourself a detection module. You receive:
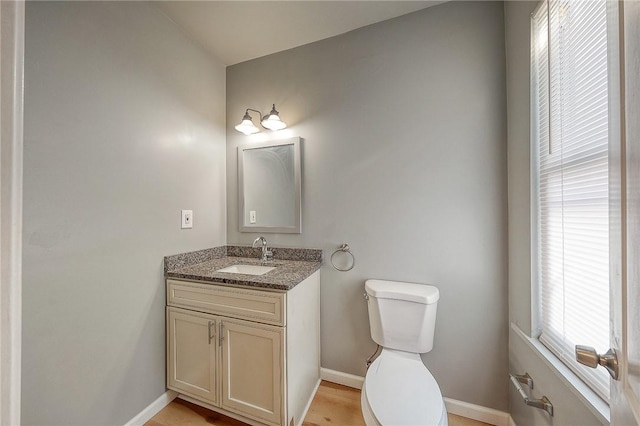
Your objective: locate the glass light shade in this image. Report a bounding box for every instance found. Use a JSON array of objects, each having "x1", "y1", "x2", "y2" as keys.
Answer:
[
  {"x1": 235, "y1": 113, "x2": 260, "y2": 135},
  {"x1": 261, "y1": 104, "x2": 287, "y2": 131},
  {"x1": 261, "y1": 116, "x2": 287, "y2": 131}
]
